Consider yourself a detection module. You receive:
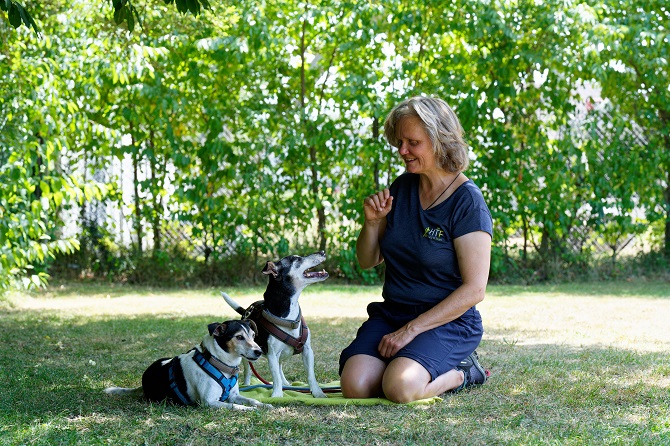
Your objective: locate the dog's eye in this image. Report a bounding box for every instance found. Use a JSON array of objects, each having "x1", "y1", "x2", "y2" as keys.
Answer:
[{"x1": 236, "y1": 335, "x2": 245, "y2": 340}]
